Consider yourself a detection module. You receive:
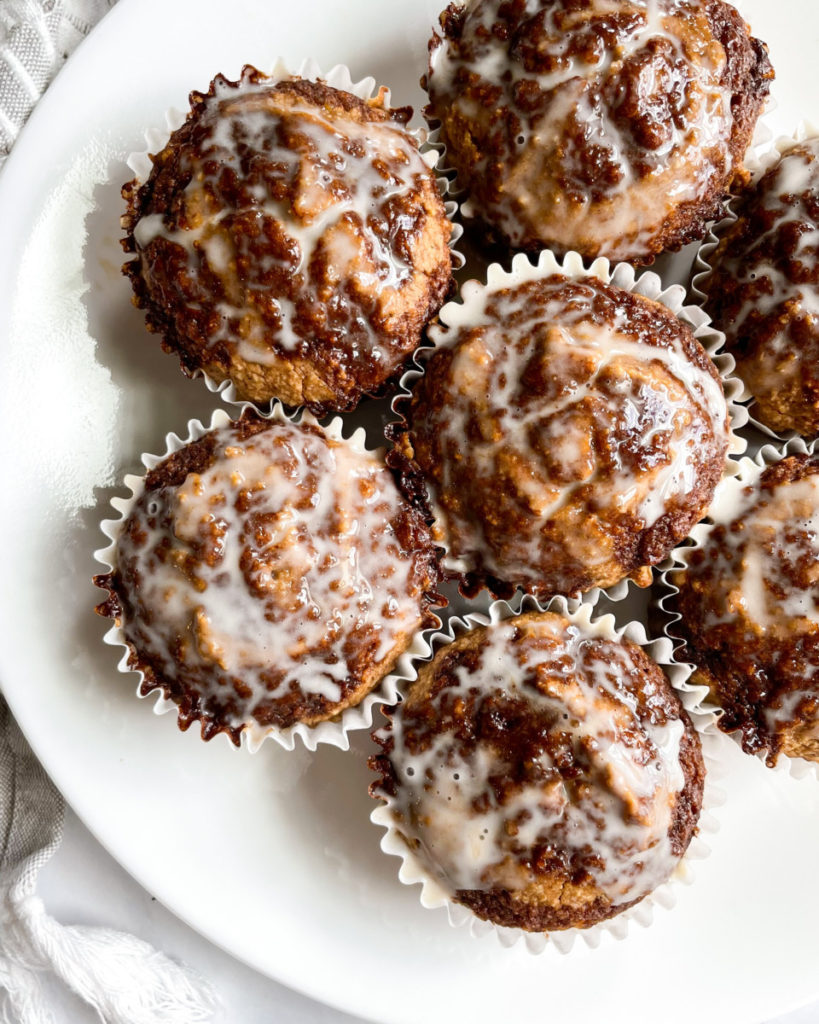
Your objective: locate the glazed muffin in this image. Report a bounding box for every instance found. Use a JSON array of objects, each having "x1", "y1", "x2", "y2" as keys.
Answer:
[
  {"x1": 94, "y1": 412, "x2": 440, "y2": 743},
  {"x1": 395, "y1": 271, "x2": 730, "y2": 598},
  {"x1": 122, "y1": 67, "x2": 453, "y2": 413},
  {"x1": 700, "y1": 137, "x2": 819, "y2": 435},
  {"x1": 370, "y1": 611, "x2": 705, "y2": 932},
  {"x1": 668, "y1": 453, "x2": 819, "y2": 766},
  {"x1": 424, "y1": 0, "x2": 773, "y2": 264}
]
